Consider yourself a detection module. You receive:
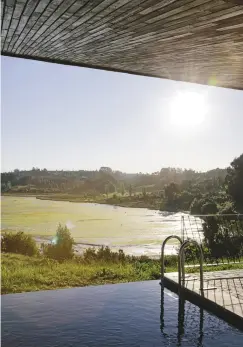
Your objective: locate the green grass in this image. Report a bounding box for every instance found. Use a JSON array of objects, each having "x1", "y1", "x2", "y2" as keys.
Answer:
[
  {"x1": 2, "y1": 252, "x2": 243, "y2": 294},
  {"x1": 1, "y1": 253, "x2": 162, "y2": 294}
]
